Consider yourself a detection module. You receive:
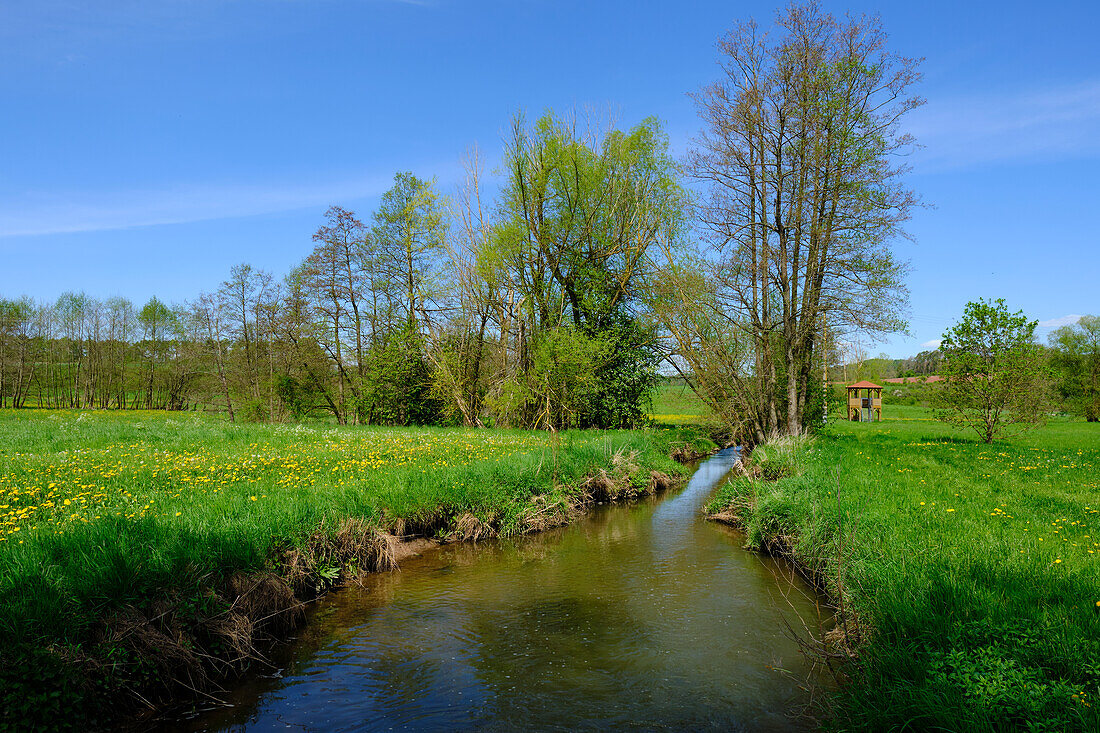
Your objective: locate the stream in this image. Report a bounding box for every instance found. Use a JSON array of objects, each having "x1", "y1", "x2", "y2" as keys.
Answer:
[{"x1": 168, "y1": 448, "x2": 828, "y2": 731}]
